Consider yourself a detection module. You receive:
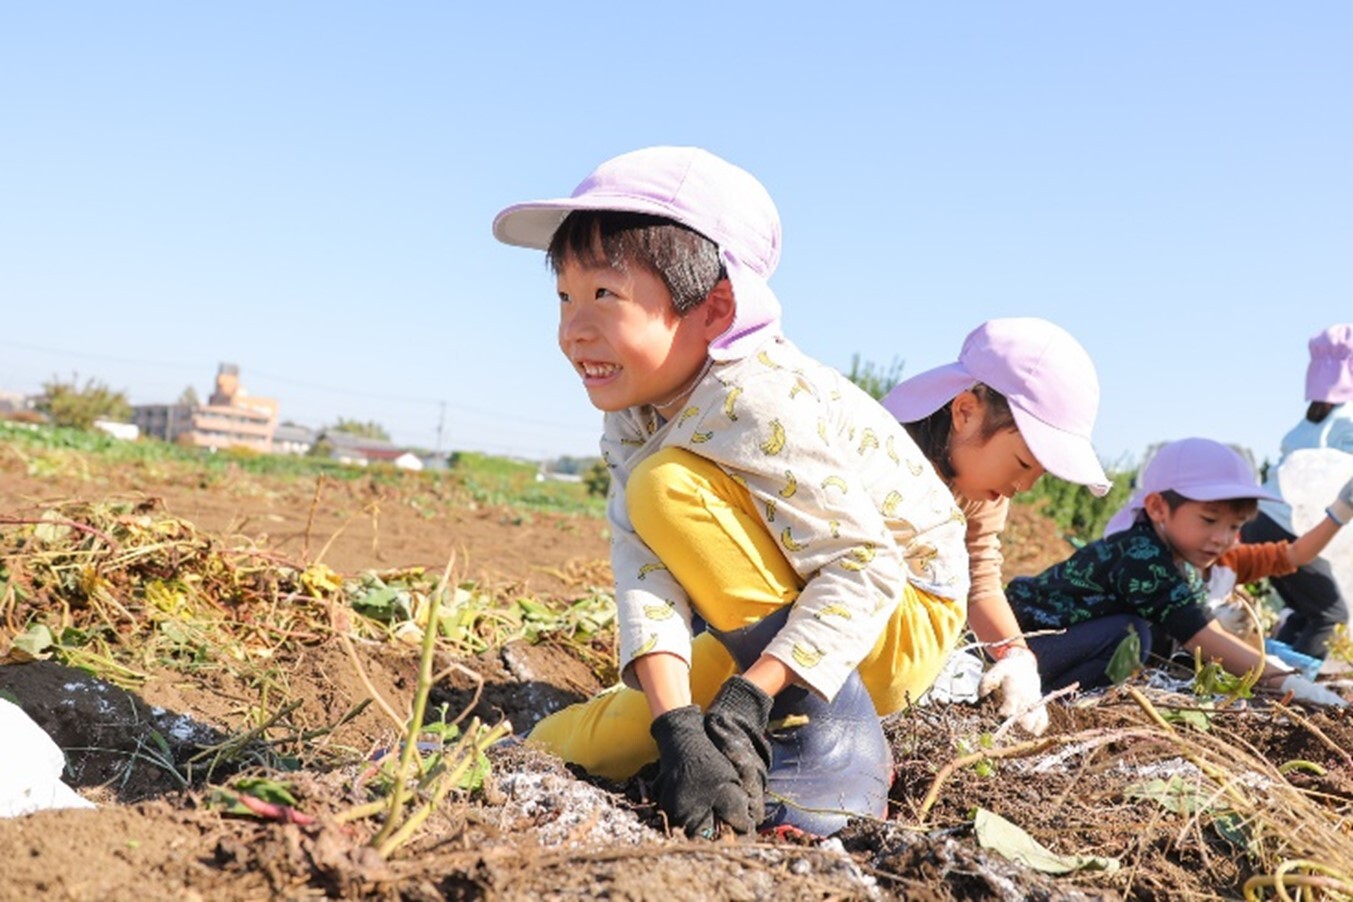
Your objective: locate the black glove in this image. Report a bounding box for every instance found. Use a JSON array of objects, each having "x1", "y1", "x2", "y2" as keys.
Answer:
[
  {"x1": 704, "y1": 675, "x2": 773, "y2": 826},
  {"x1": 650, "y1": 705, "x2": 755, "y2": 837}
]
